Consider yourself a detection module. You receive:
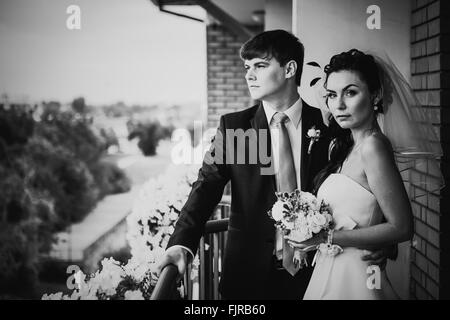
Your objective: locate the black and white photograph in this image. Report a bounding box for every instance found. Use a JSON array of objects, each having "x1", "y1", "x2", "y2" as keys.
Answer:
[{"x1": 0, "y1": 0, "x2": 449, "y2": 305}]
